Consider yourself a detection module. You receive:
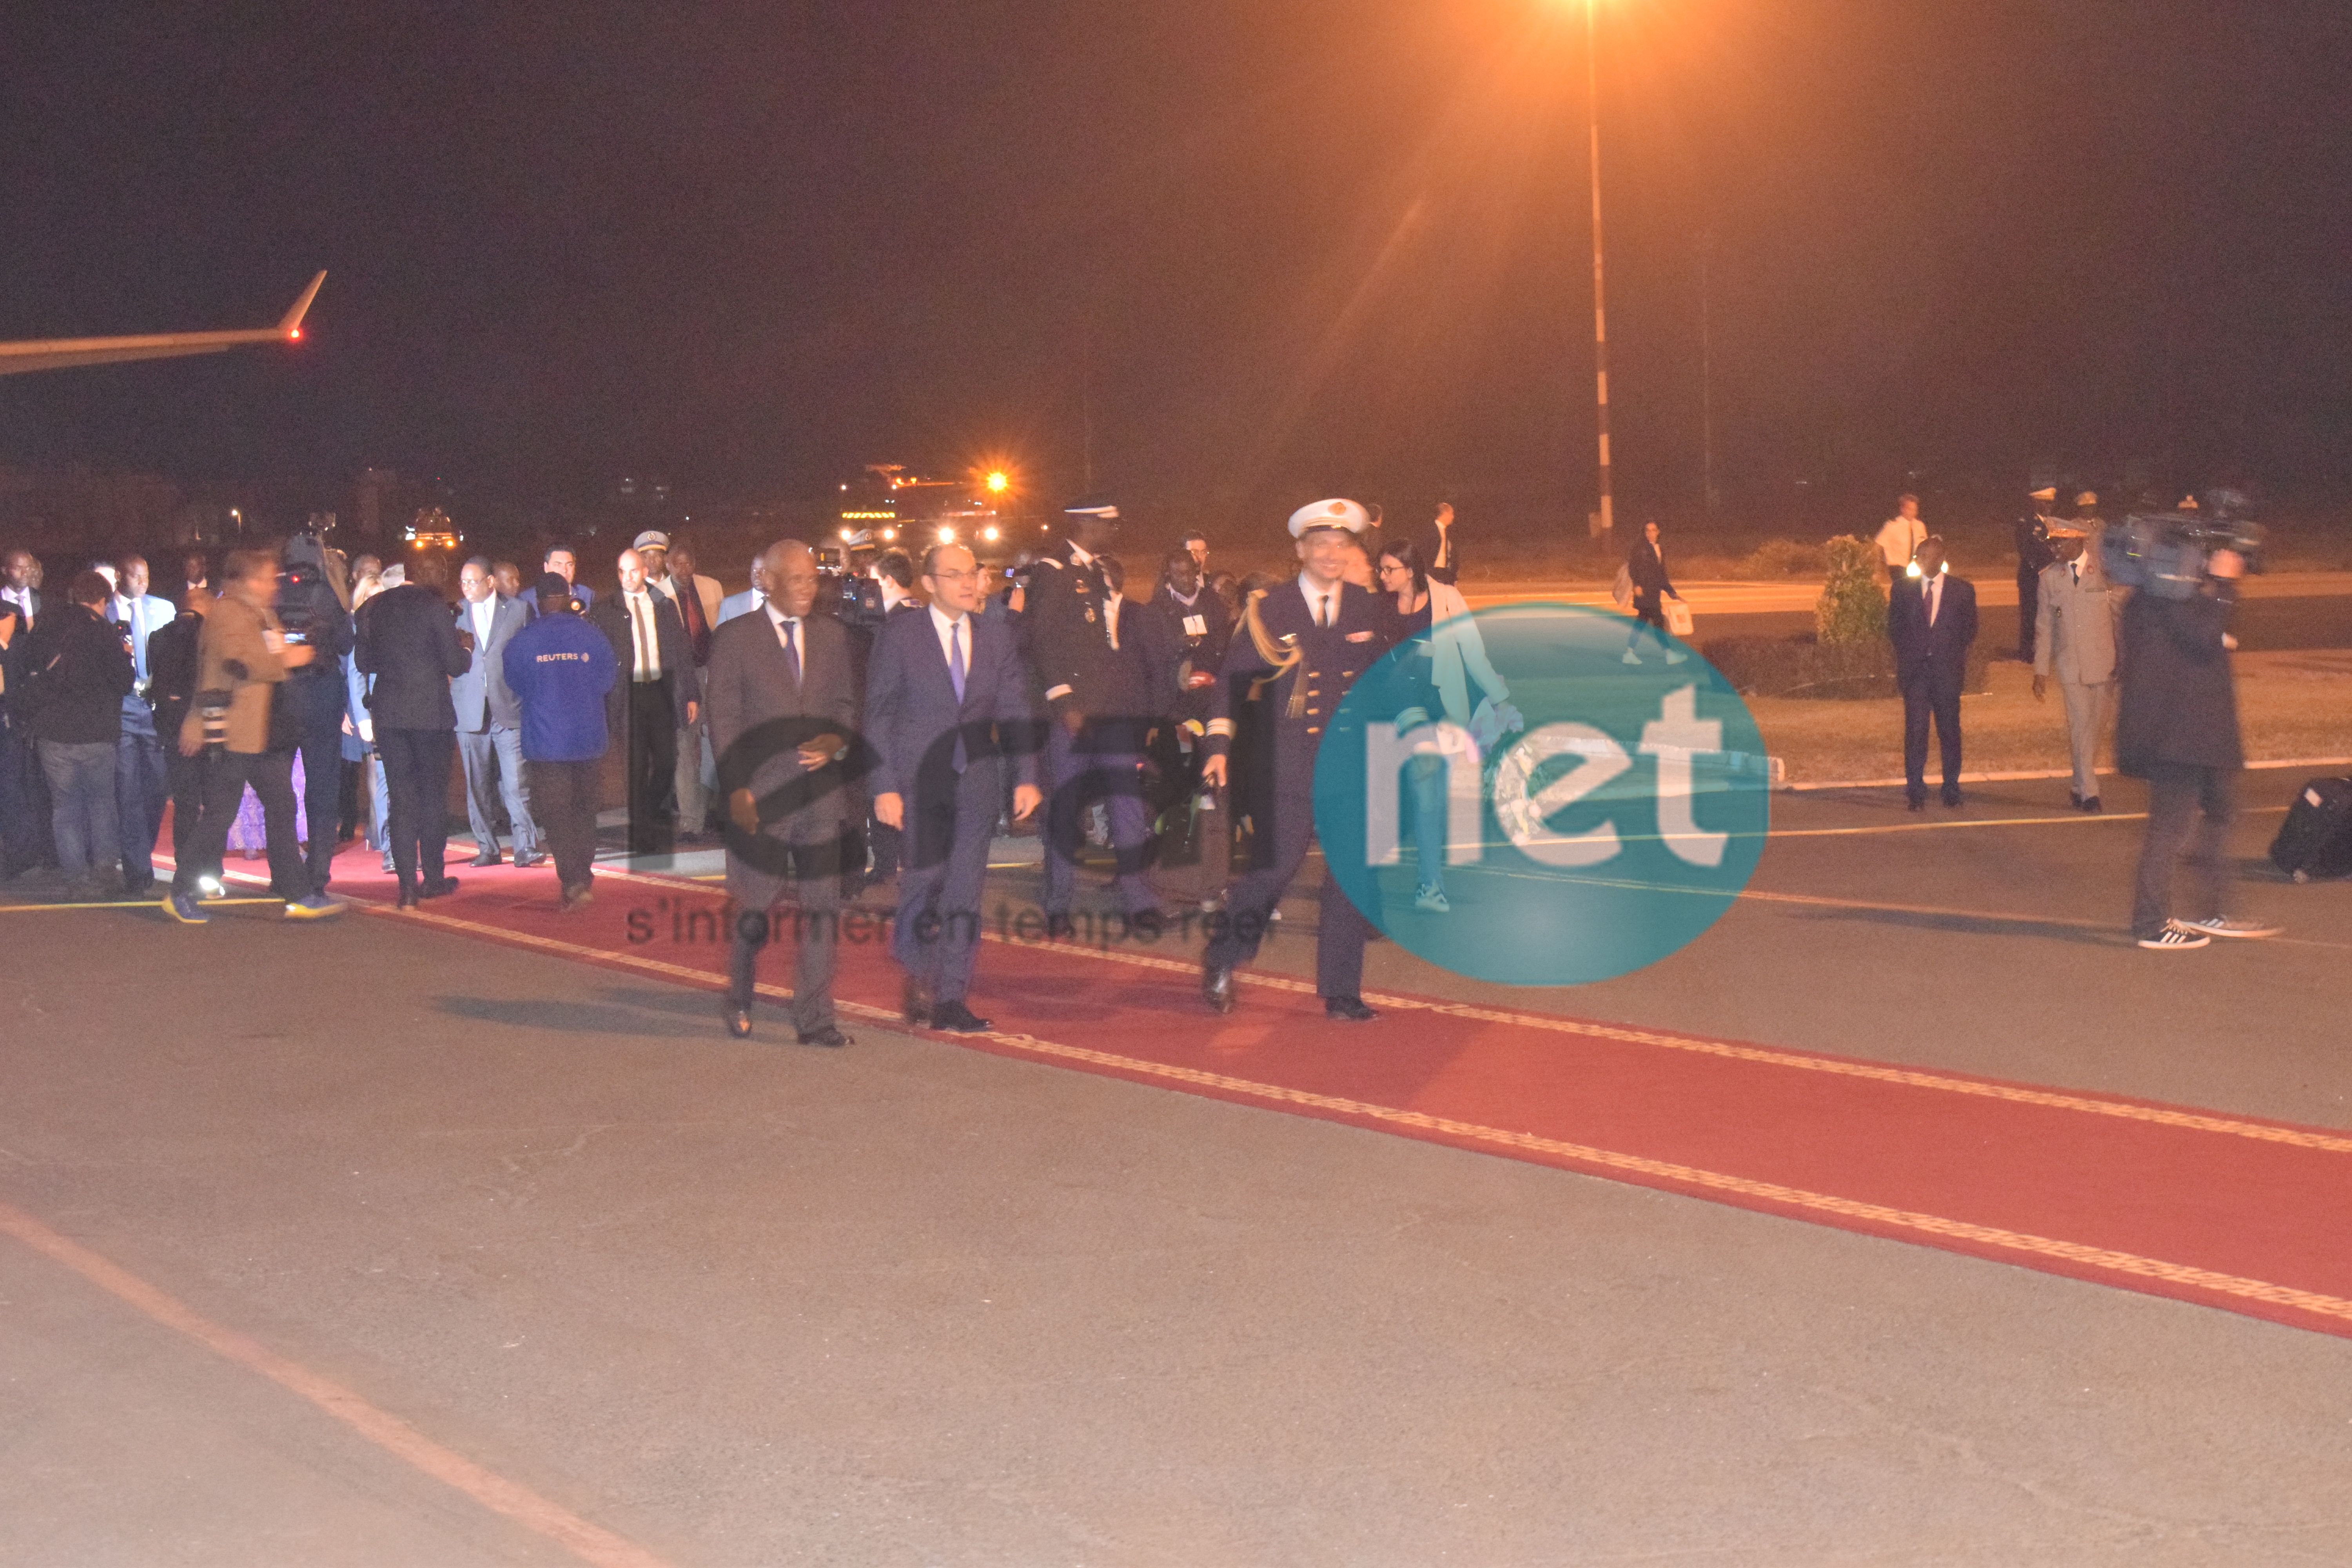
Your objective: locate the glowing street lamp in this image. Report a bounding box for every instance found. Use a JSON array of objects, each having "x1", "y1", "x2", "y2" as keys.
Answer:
[{"x1": 985, "y1": 470, "x2": 1009, "y2": 495}]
